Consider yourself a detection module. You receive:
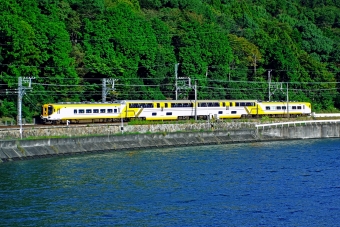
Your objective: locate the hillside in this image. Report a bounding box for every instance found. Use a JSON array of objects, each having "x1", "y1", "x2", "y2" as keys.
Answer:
[{"x1": 0, "y1": 0, "x2": 340, "y2": 119}]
